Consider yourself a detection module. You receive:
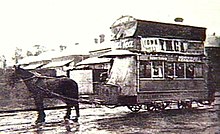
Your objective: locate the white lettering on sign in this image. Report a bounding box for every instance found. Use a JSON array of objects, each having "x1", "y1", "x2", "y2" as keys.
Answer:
[
  {"x1": 140, "y1": 38, "x2": 190, "y2": 54},
  {"x1": 149, "y1": 56, "x2": 167, "y2": 60},
  {"x1": 141, "y1": 38, "x2": 160, "y2": 52},
  {"x1": 114, "y1": 39, "x2": 134, "y2": 49},
  {"x1": 178, "y1": 56, "x2": 202, "y2": 62}
]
